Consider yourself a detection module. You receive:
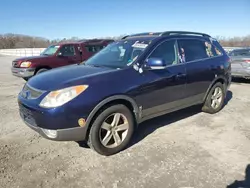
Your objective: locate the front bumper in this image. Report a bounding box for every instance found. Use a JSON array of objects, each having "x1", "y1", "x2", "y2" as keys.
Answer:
[
  {"x1": 22, "y1": 115, "x2": 87, "y2": 141},
  {"x1": 18, "y1": 98, "x2": 90, "y2": 141},
  {"x1": 11, "y1": 67, "x2": 35, "y2": 78}
]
